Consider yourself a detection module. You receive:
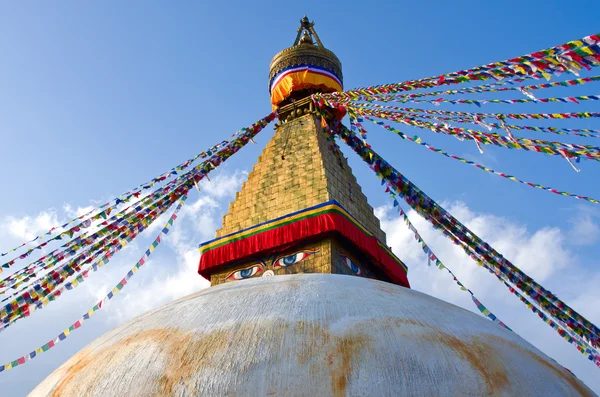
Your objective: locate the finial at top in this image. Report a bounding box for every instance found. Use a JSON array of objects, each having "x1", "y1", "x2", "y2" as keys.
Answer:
[
  {"x1": 299, "y1": 15, "x2": 312, "y2": 30},
  {"x1": 299, "y1": 31, "x2": 314, "y2": 45},
  {"x1": 269, "y1": 16, "x2": 343, "y2": 110},
  {"x1": 293, "y1": 15, "x2": 323, "y2": 47}
]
